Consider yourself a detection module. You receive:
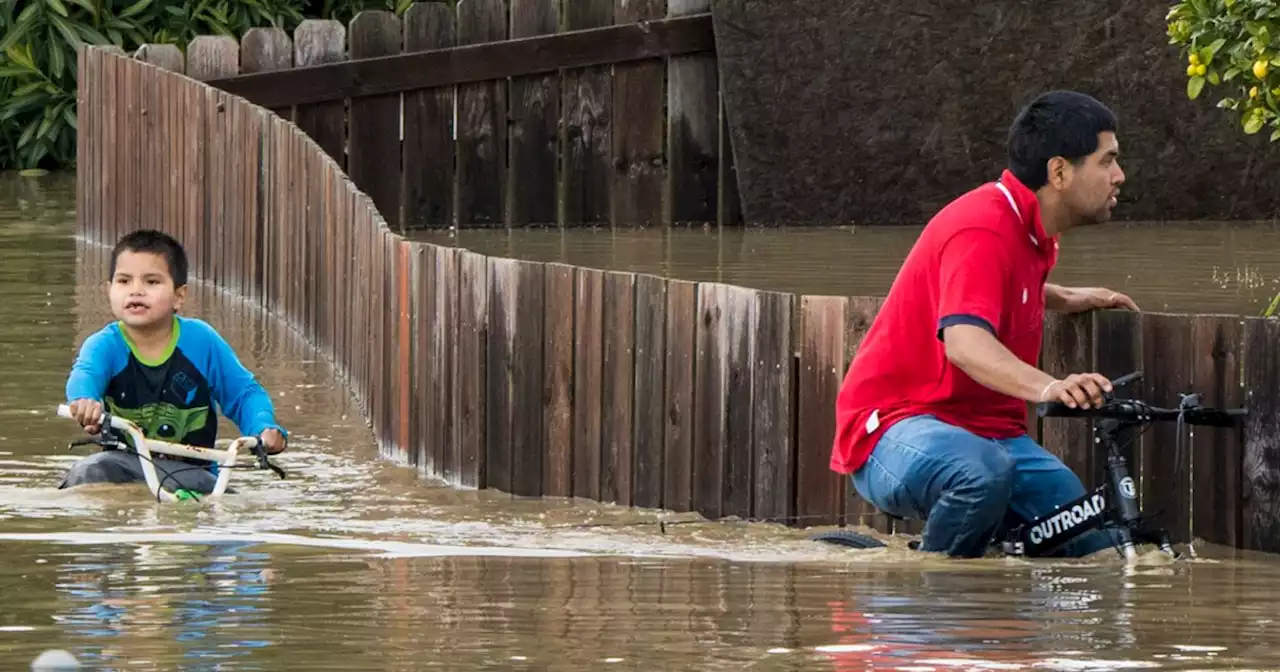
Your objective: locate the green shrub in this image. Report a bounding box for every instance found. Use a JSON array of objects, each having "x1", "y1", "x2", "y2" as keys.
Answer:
[
  {"x1": 1168, "y1": 0, "x2": 1280, "y2": 141},
  {"x1": 0, "y1": 0, "x2": 418, "y2": 172}
]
